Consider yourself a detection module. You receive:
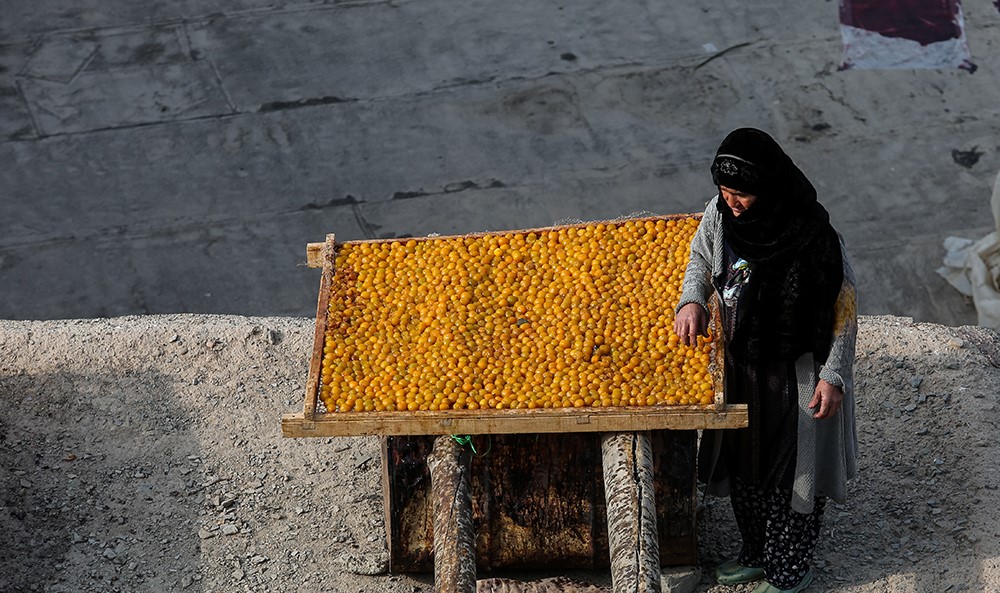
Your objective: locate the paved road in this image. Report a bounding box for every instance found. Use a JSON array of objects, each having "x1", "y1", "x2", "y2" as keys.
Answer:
[{"x1": 2, "y1": 0, "x2": 999, "y2": 324}]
